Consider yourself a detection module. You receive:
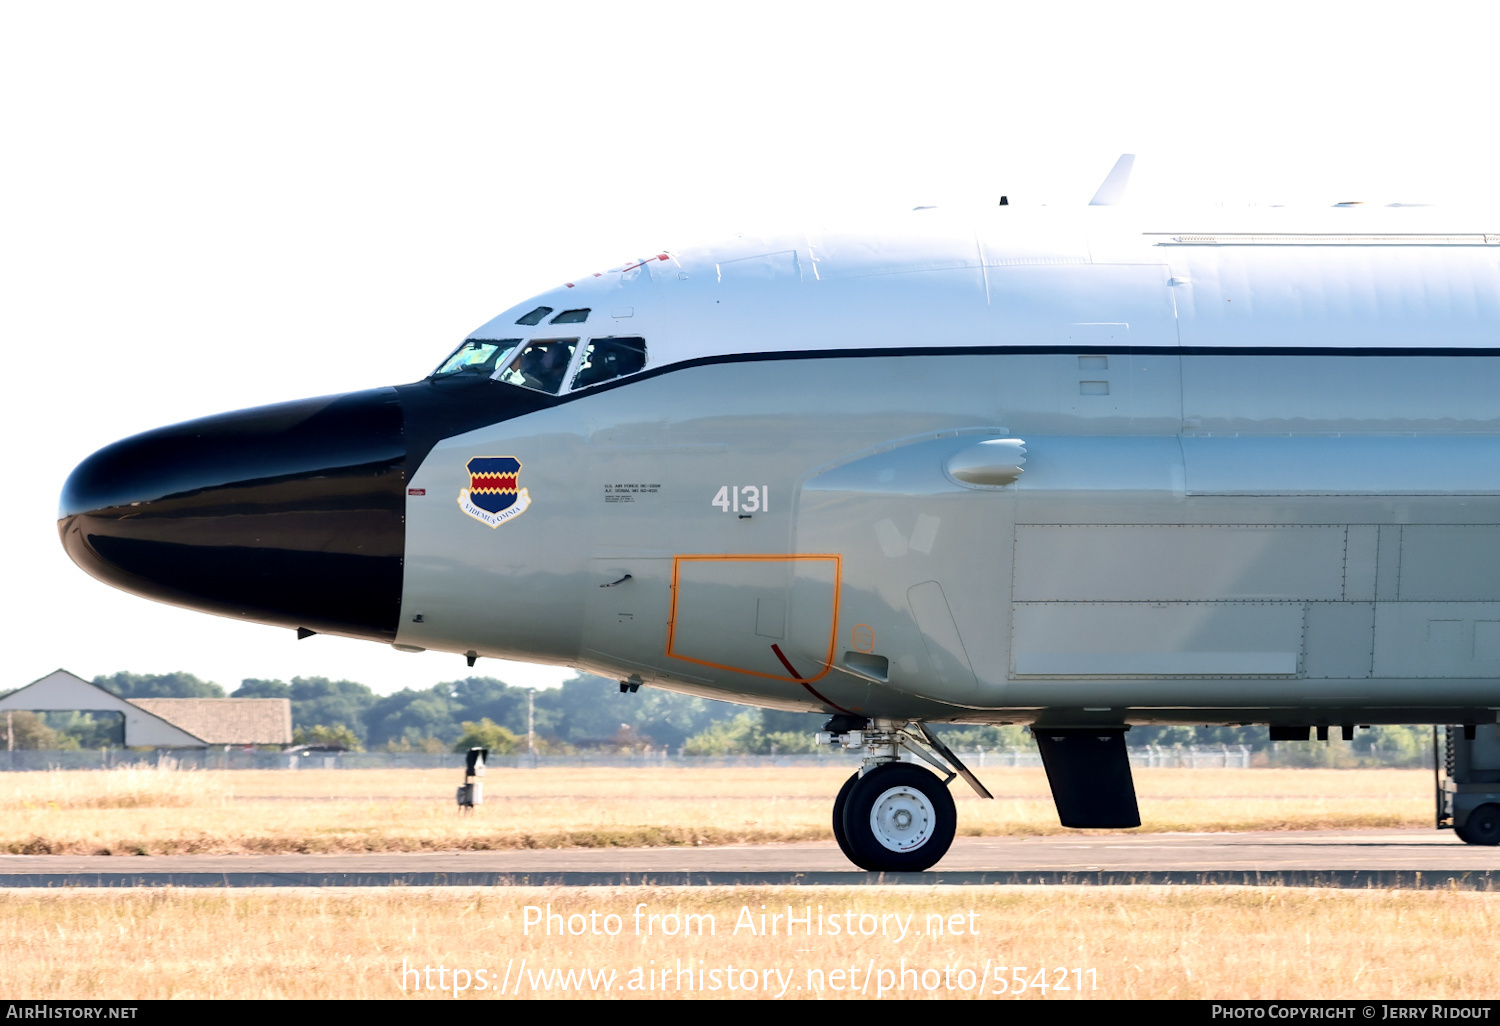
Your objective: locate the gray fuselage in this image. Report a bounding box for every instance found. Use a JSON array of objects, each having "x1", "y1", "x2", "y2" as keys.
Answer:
[{"x1": 396, "y1": 210, "x2": 1500, "y2": 730}]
